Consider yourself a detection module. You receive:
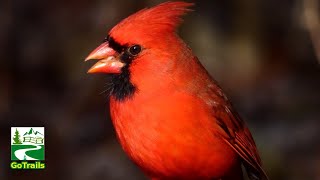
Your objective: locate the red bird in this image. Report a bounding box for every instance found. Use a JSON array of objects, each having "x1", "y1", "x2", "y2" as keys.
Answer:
[{"x1": 85, "y1": 2, "x2": 268, "y2": 180}]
